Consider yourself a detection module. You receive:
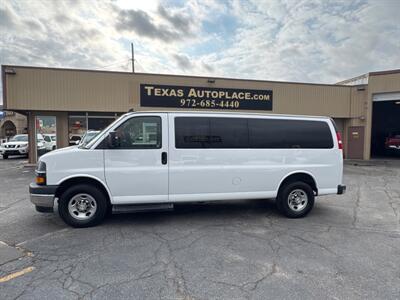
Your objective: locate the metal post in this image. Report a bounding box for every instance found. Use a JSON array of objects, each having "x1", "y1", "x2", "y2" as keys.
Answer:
[{"x1": 131, "y1": 43, "x2": 135, "y2": 73}]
